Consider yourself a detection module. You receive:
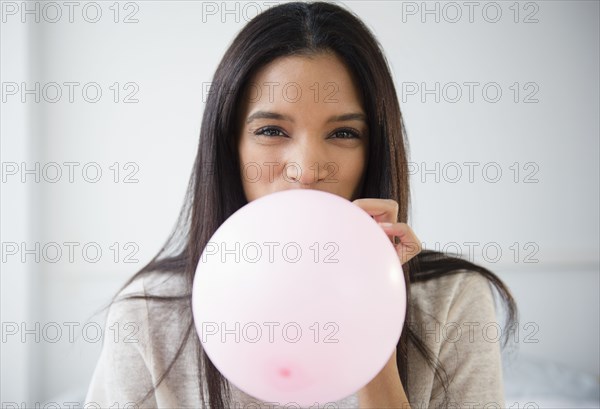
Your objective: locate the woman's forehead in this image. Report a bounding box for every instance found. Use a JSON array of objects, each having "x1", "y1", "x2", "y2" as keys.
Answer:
[
  {"x1": 240, "y1": 54, "x2": 365, "y2": 111},
  {"x1": 249, "y1": 53, "x2": 354, "y2": 85}
]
